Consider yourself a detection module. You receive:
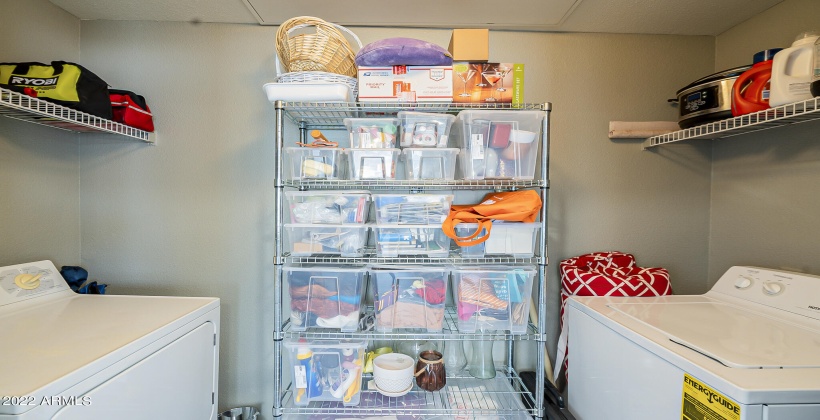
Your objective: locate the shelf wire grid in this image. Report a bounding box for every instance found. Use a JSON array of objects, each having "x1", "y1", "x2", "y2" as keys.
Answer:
[
  {"x1": 645, "y1": 96, "x2": 820, "y2": 148},
  {"x1": 283, "y1": 250, "x2": 542, "y2": 265},
  {"x1": 0, "y1": 87, "x2": 155, "y2": 143},
  {"x1": 282, "y1": 306, "x2": 539, "y2": 341},
  {"x1": 280, "y1": 370, "x2": 536, "y2": 417},
  {"x1": 285, "y1": 178, "x2": 546, "y2": 190},
  {"x1": 279, "y1": 101, "x2": 549, "y2": 128}
]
